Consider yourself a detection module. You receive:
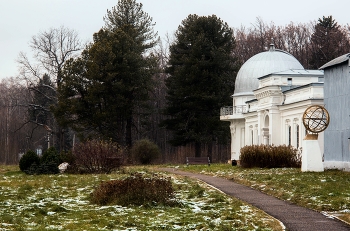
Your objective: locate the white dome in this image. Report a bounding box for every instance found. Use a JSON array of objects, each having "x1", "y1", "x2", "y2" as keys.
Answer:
[{"x1": 234, "y1": 45, "x2": 304, "y2": 95}]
